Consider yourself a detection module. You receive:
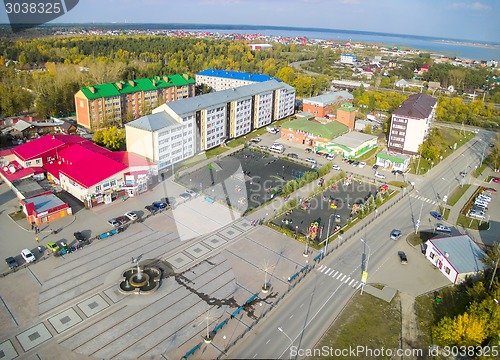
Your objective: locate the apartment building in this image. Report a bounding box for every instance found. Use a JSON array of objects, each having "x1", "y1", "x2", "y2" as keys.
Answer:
[
  {"x1": 74, "y1": 74, "x2": 195, "y2": 130},
  {"x1": 196, "y1": 69, "x2": 280, "y2": 91},
  {"x1": 388, "y1": 93, "x2": 437, "y2": 155},
  {"x1": 126, "y1": 80, "x2": 295, "y2": 170}
]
